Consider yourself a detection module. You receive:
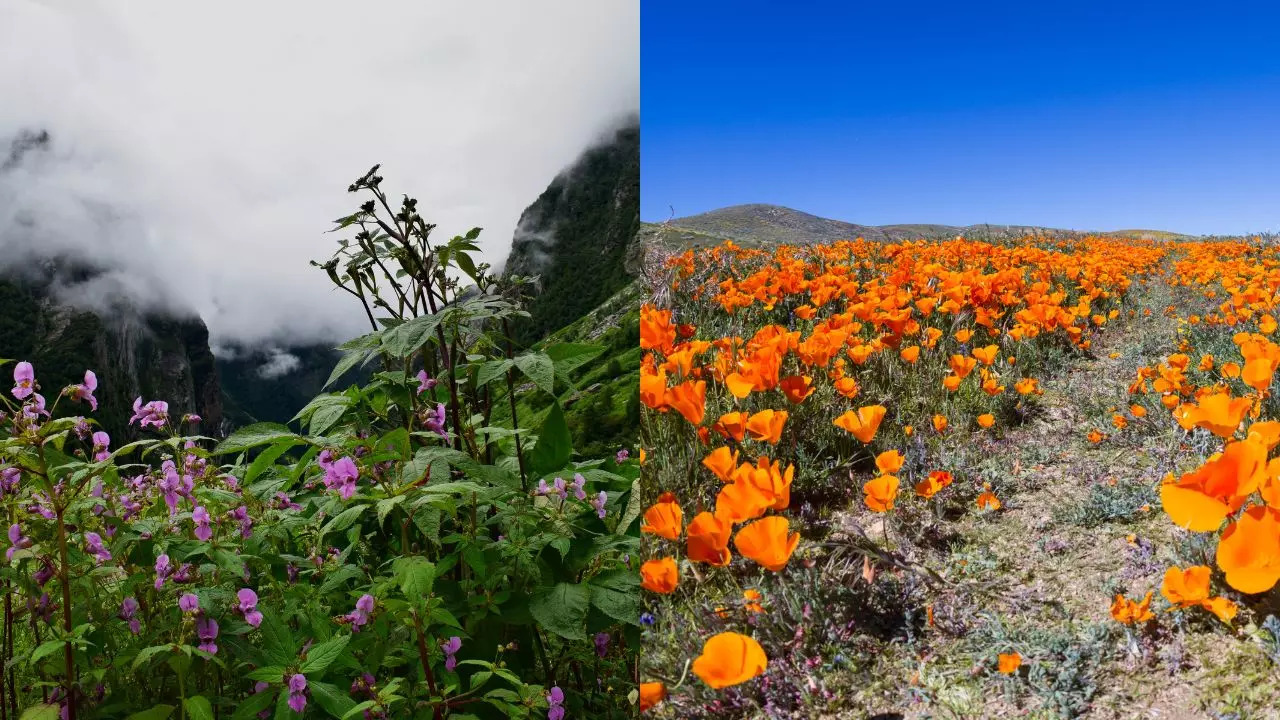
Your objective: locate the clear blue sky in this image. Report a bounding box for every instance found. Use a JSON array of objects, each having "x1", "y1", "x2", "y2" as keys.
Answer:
[{"x1": 642, "y1": 1, "x2": 1280, "y2": 235}]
